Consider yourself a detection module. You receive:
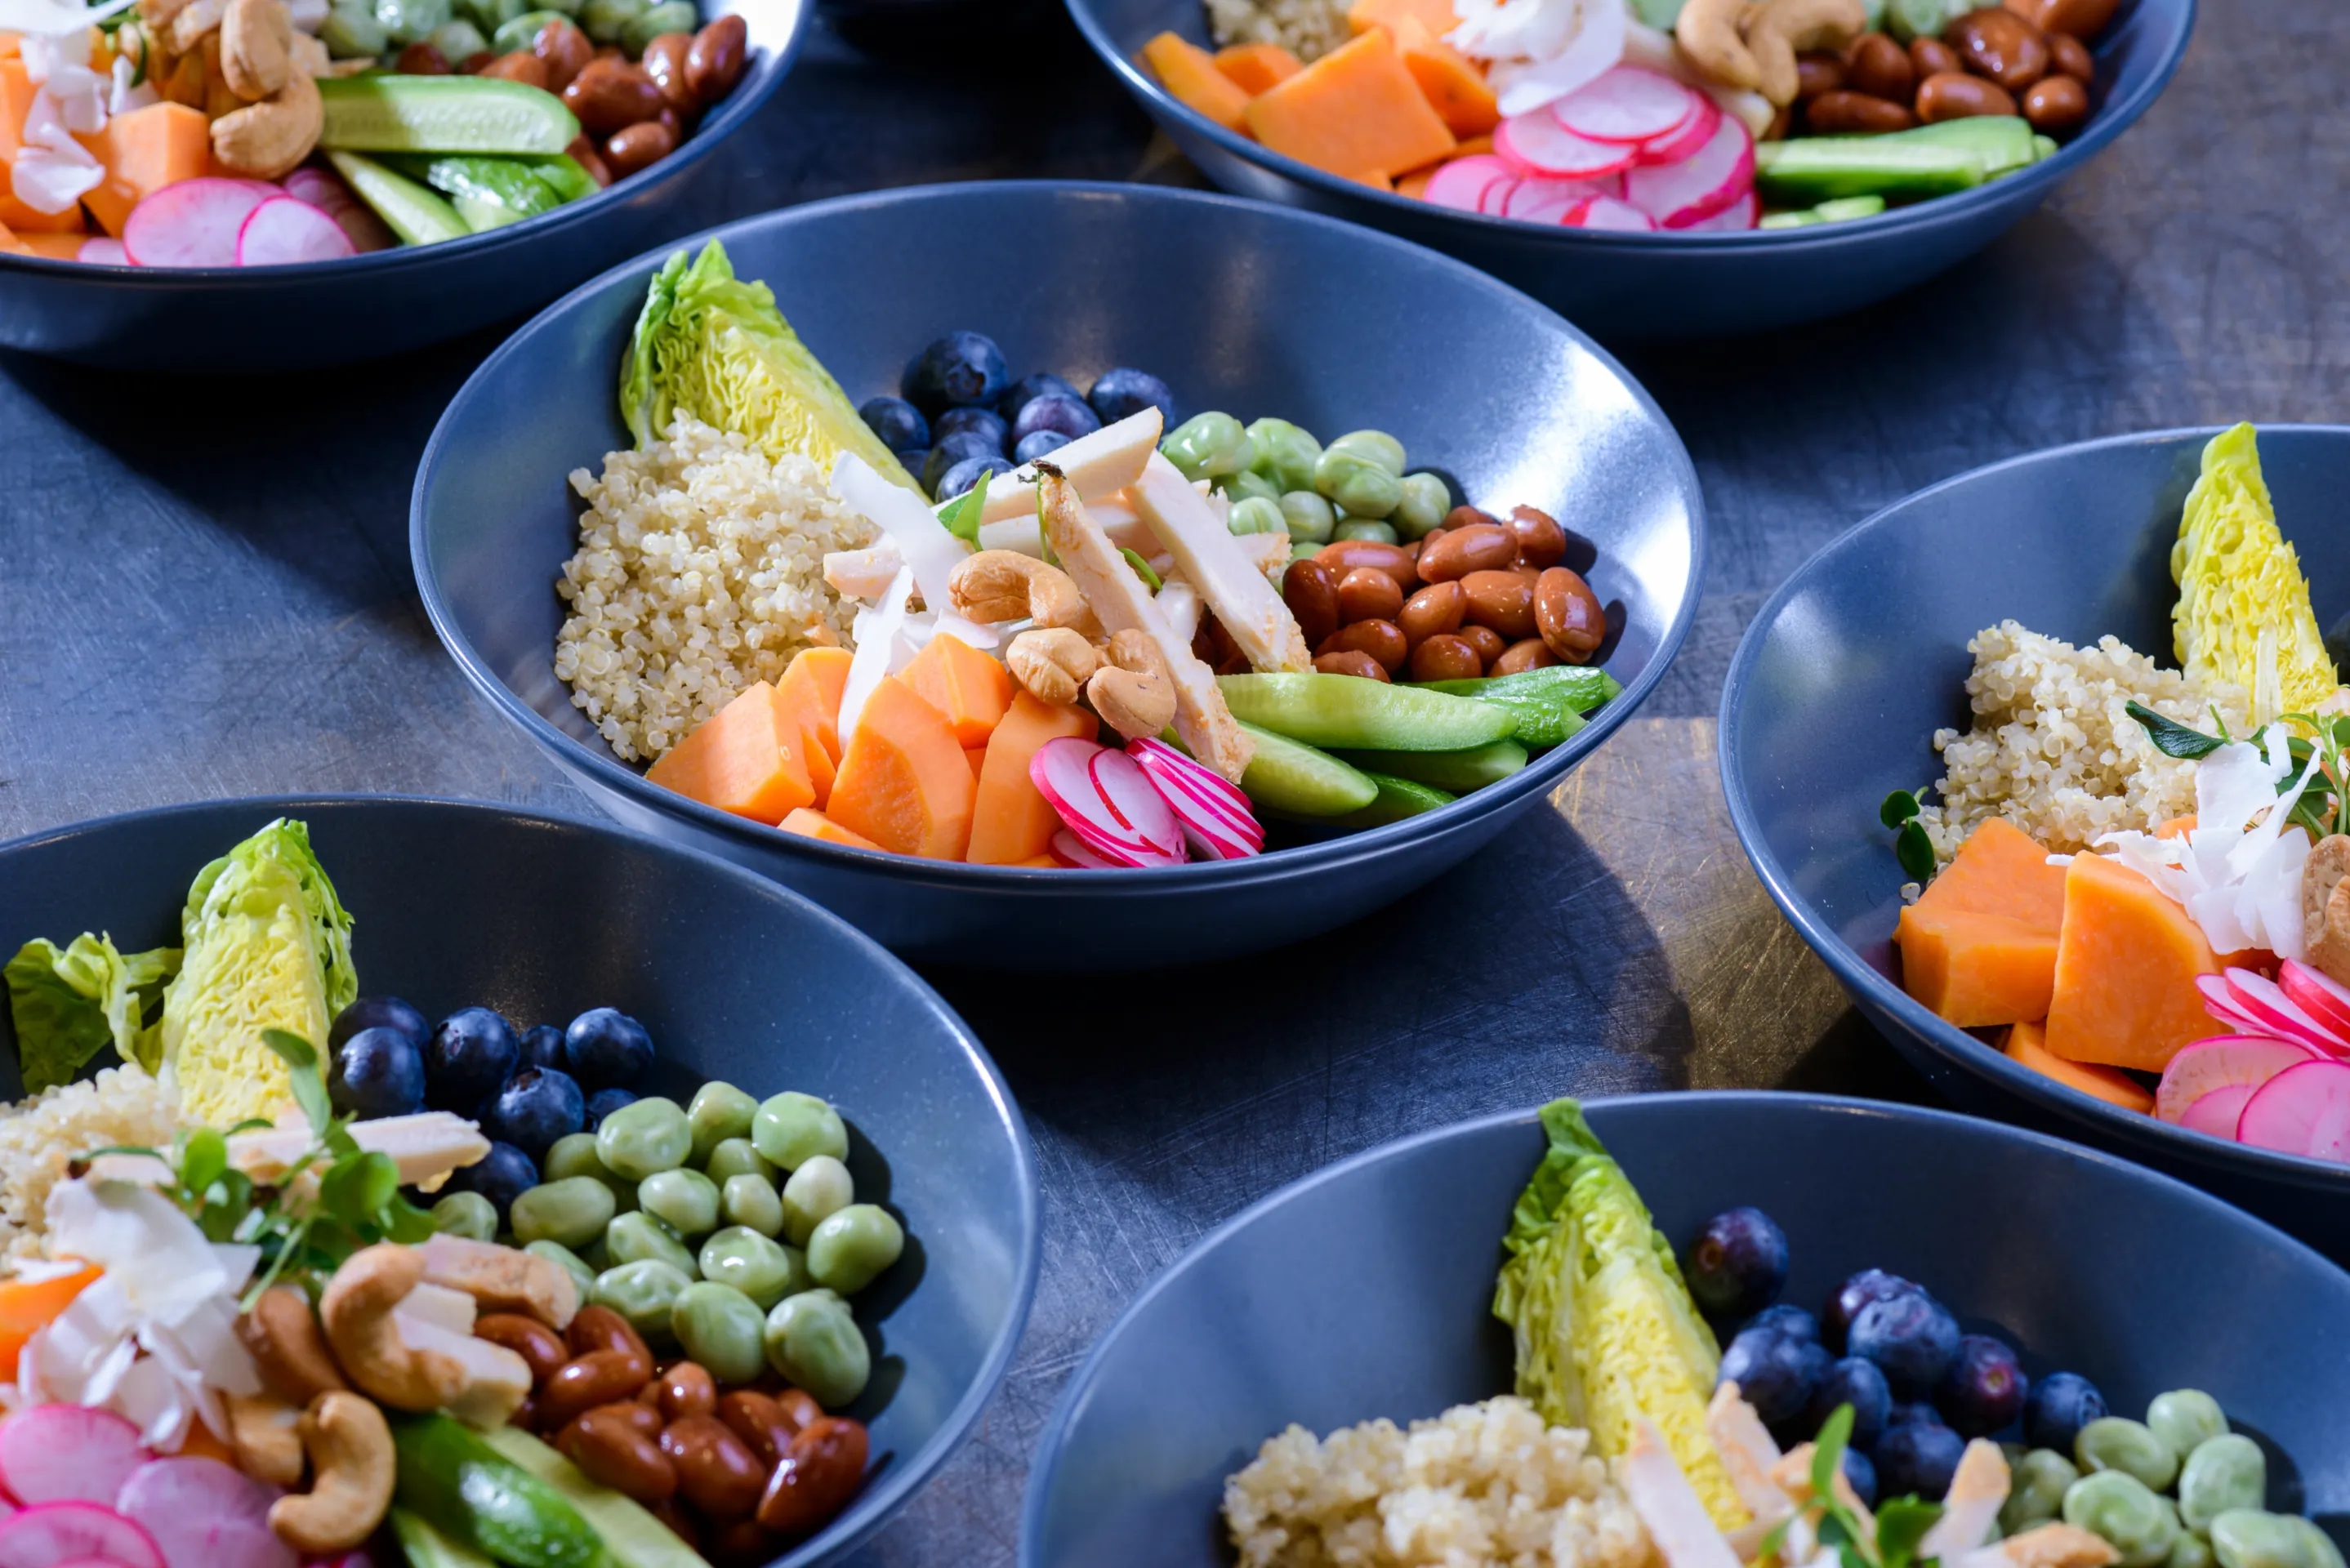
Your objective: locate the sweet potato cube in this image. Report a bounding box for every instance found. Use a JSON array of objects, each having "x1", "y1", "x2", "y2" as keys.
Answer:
[
  {"x1": 827, "y1": 677, "x2": 978, "y2": 861},
  {"x1": 645, "y1": 680, "x2": 818, "y2": 825},
  {"x1": 778, "y1": 808, "x2": 881, "y2": 851},
  {"x1": 2003, "y1": 1018, "x2": 2156, "y2": 1114},
  {"x1": 1214, "y1": 41, "x2": 1301, "y2": 94},
  {"x1": 774, "y1": 646, "x2": 853, "y2": 807},
  {"x1": 75, "y1": 101, "x2": 207, "y2": 238},
  {"x1": 1896, "y1": 906, "x2": 2060, "y2": 1028},
  {"x1": 1913, "y1": 816, "x2": 2067, "y2": 931},
  {"x1": 19, "y1": 232, "x2": 82, "y2": 257},
  {"x1": 1389, "y1": 15, "x2": 1496, "y2": 135},
  {"x1": 1347, "y1": 0, "x2": 1461, "y2": 38},
  {"x1": 1141, "y1": 31, "x2": 1254, "y2": 135},
  {"x1": 1245, "y1": 30, "x2": 1456, "y2": 181},
  {"x1": 967, "y1": 692, "x2": 1099, "y2": 866},
  {"x1": 899, "y1": 632, "x2": 1014, "y2": 749},
  {"x1": 2045, "y1": 852, "x2": 2227, "y2": 1072}
]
